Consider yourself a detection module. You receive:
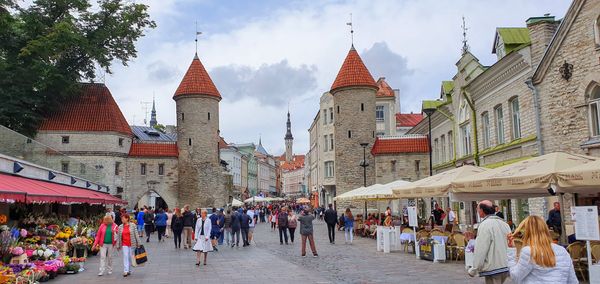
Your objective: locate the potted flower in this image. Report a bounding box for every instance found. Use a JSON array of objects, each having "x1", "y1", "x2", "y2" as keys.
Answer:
[{"x1": 9, "y1": 247, "x2": 27, "y2": 265}]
